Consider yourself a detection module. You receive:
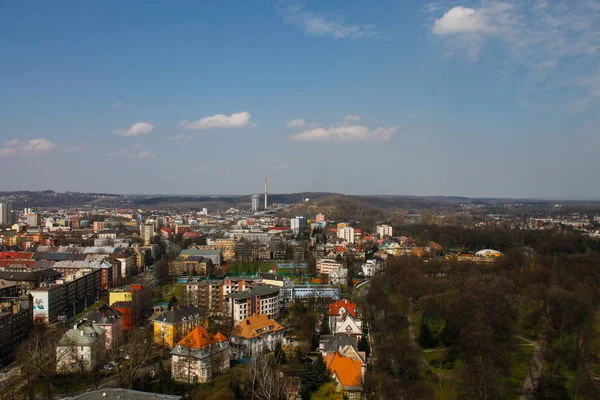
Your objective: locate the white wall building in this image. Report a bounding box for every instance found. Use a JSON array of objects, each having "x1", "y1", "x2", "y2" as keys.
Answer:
[
  {"x1": 0, "y1": 203, "x2": 12, "y2": 226},
  {"x1": 290, "y1": 216, "x2": 307, "y2": 234},
  {"x1": 317, "y1": 258, "x2": 345, "y2": 276},
  {"x1": 377, "y1": 224, "x2": 393, "y2": 238},
  {"x1": 337, "y1": 226, "x2": 355, "y2": 244},
  {"x1": 56, "y1": 321, "x2": 105, "y2": 373}
]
